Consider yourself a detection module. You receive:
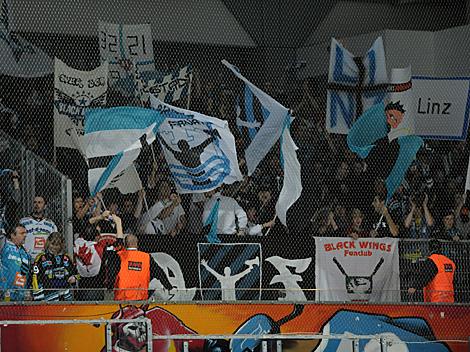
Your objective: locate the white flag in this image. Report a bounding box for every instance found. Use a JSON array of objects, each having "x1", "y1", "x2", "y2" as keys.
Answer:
[
  {"x1": 222, "y1": 60, "x2": 301, "y2": 225},
  {"x1": 136, "y1": 65, "x2": 192, "y2": 104},
  {"x1": 150, "y1": 95, "x2": 242, "y2": 193},
  {"x1": 276, "y1": 119, "x2": 302, "y2": 226},
  {"x1": 99, "y1": 21, "x2": 155, "y2": 96}
]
